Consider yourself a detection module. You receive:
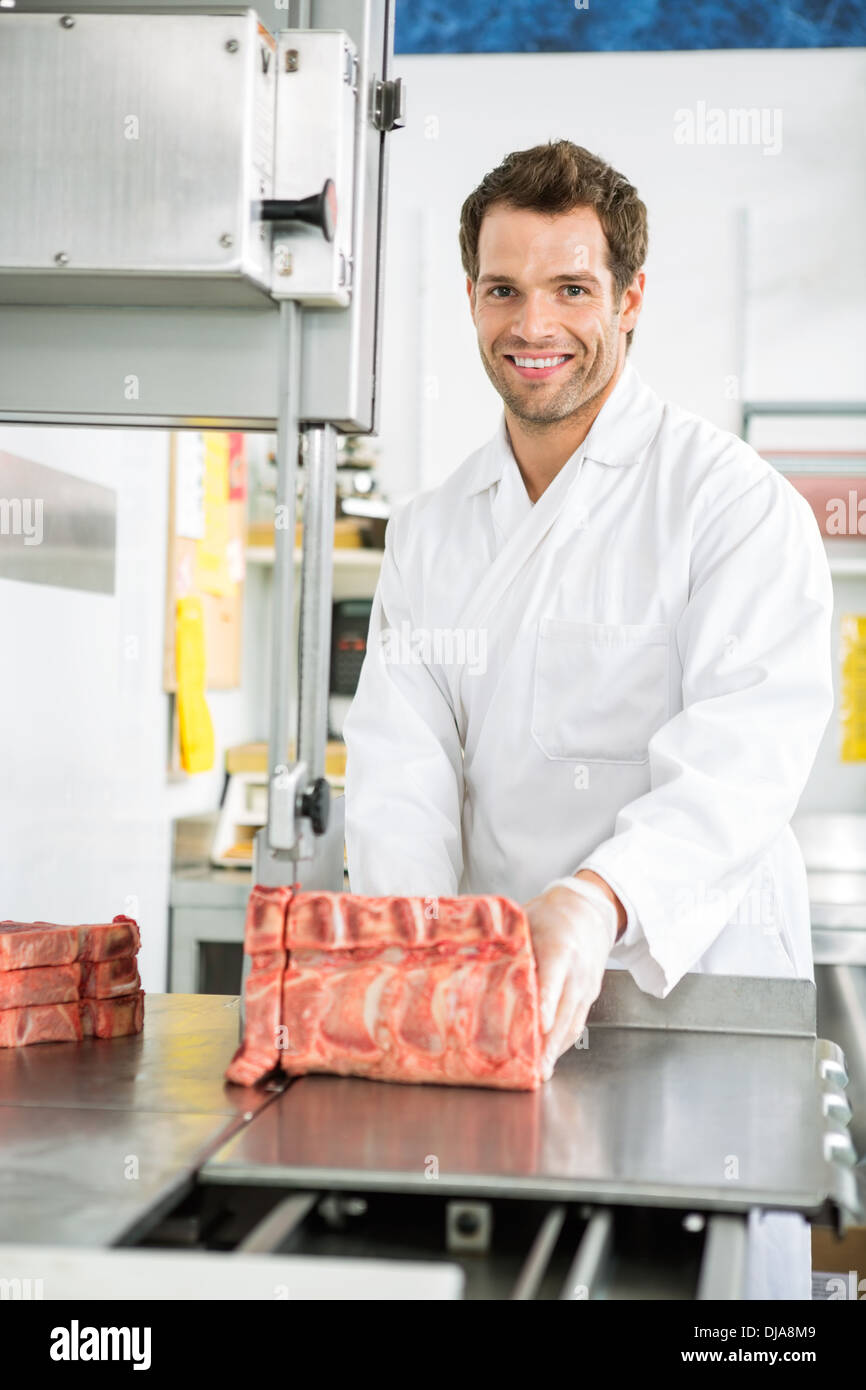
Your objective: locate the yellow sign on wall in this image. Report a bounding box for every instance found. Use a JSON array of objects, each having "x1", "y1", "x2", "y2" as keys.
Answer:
[
  {"x1": 176, "y1": 596, "x2": 215, "y2": 773},
  {"x1": 840, "y1": 614, "x2": 866, "y2": 762}
]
